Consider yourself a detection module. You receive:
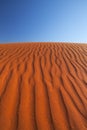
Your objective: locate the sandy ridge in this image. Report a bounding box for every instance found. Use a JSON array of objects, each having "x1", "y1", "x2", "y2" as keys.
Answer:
[{"x1": 0, "y1": 43, "x2": 87, "y2": 130}]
